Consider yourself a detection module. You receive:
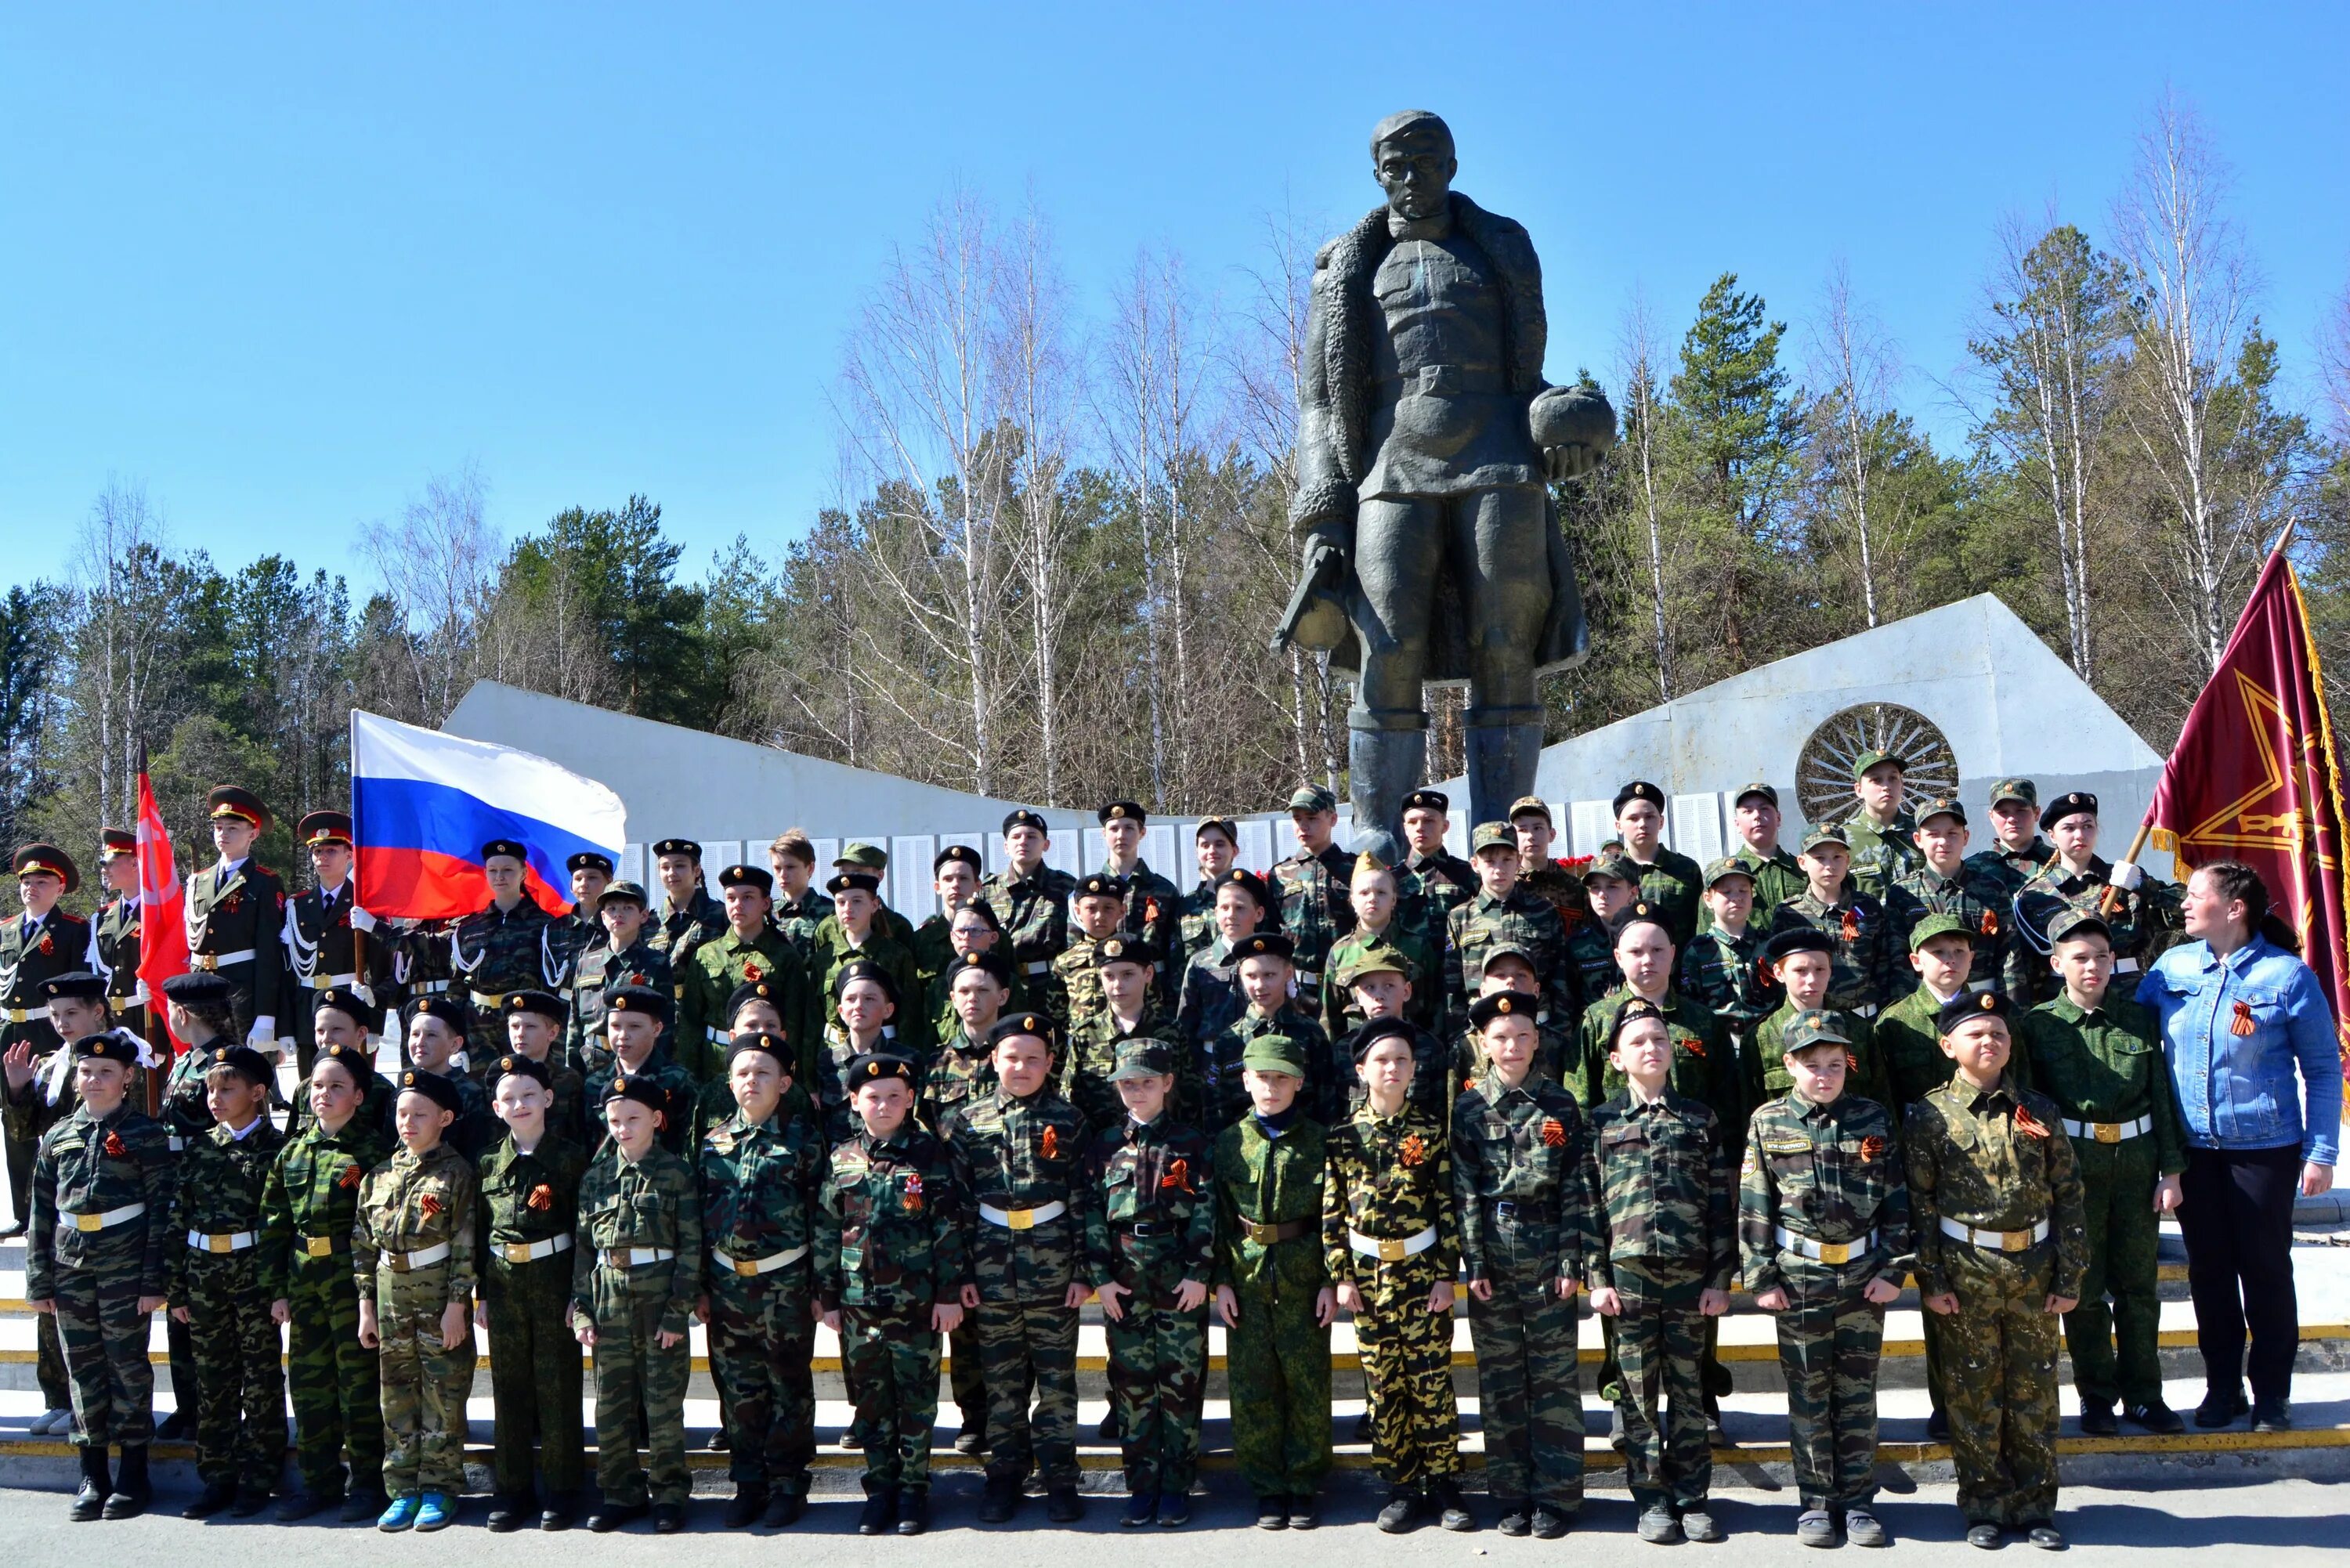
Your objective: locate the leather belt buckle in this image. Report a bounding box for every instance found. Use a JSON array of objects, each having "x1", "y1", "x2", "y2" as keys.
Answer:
[
  {"x1": 74, "y1": 1212, "x2": 103, "y2": 1233},
  {"x1": 304, "y1": 1236, "x2": 334, "y2": 1258},
  {"x1": 2093, "y1": 1122, "x2": 2122, "y2": 1144}
]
